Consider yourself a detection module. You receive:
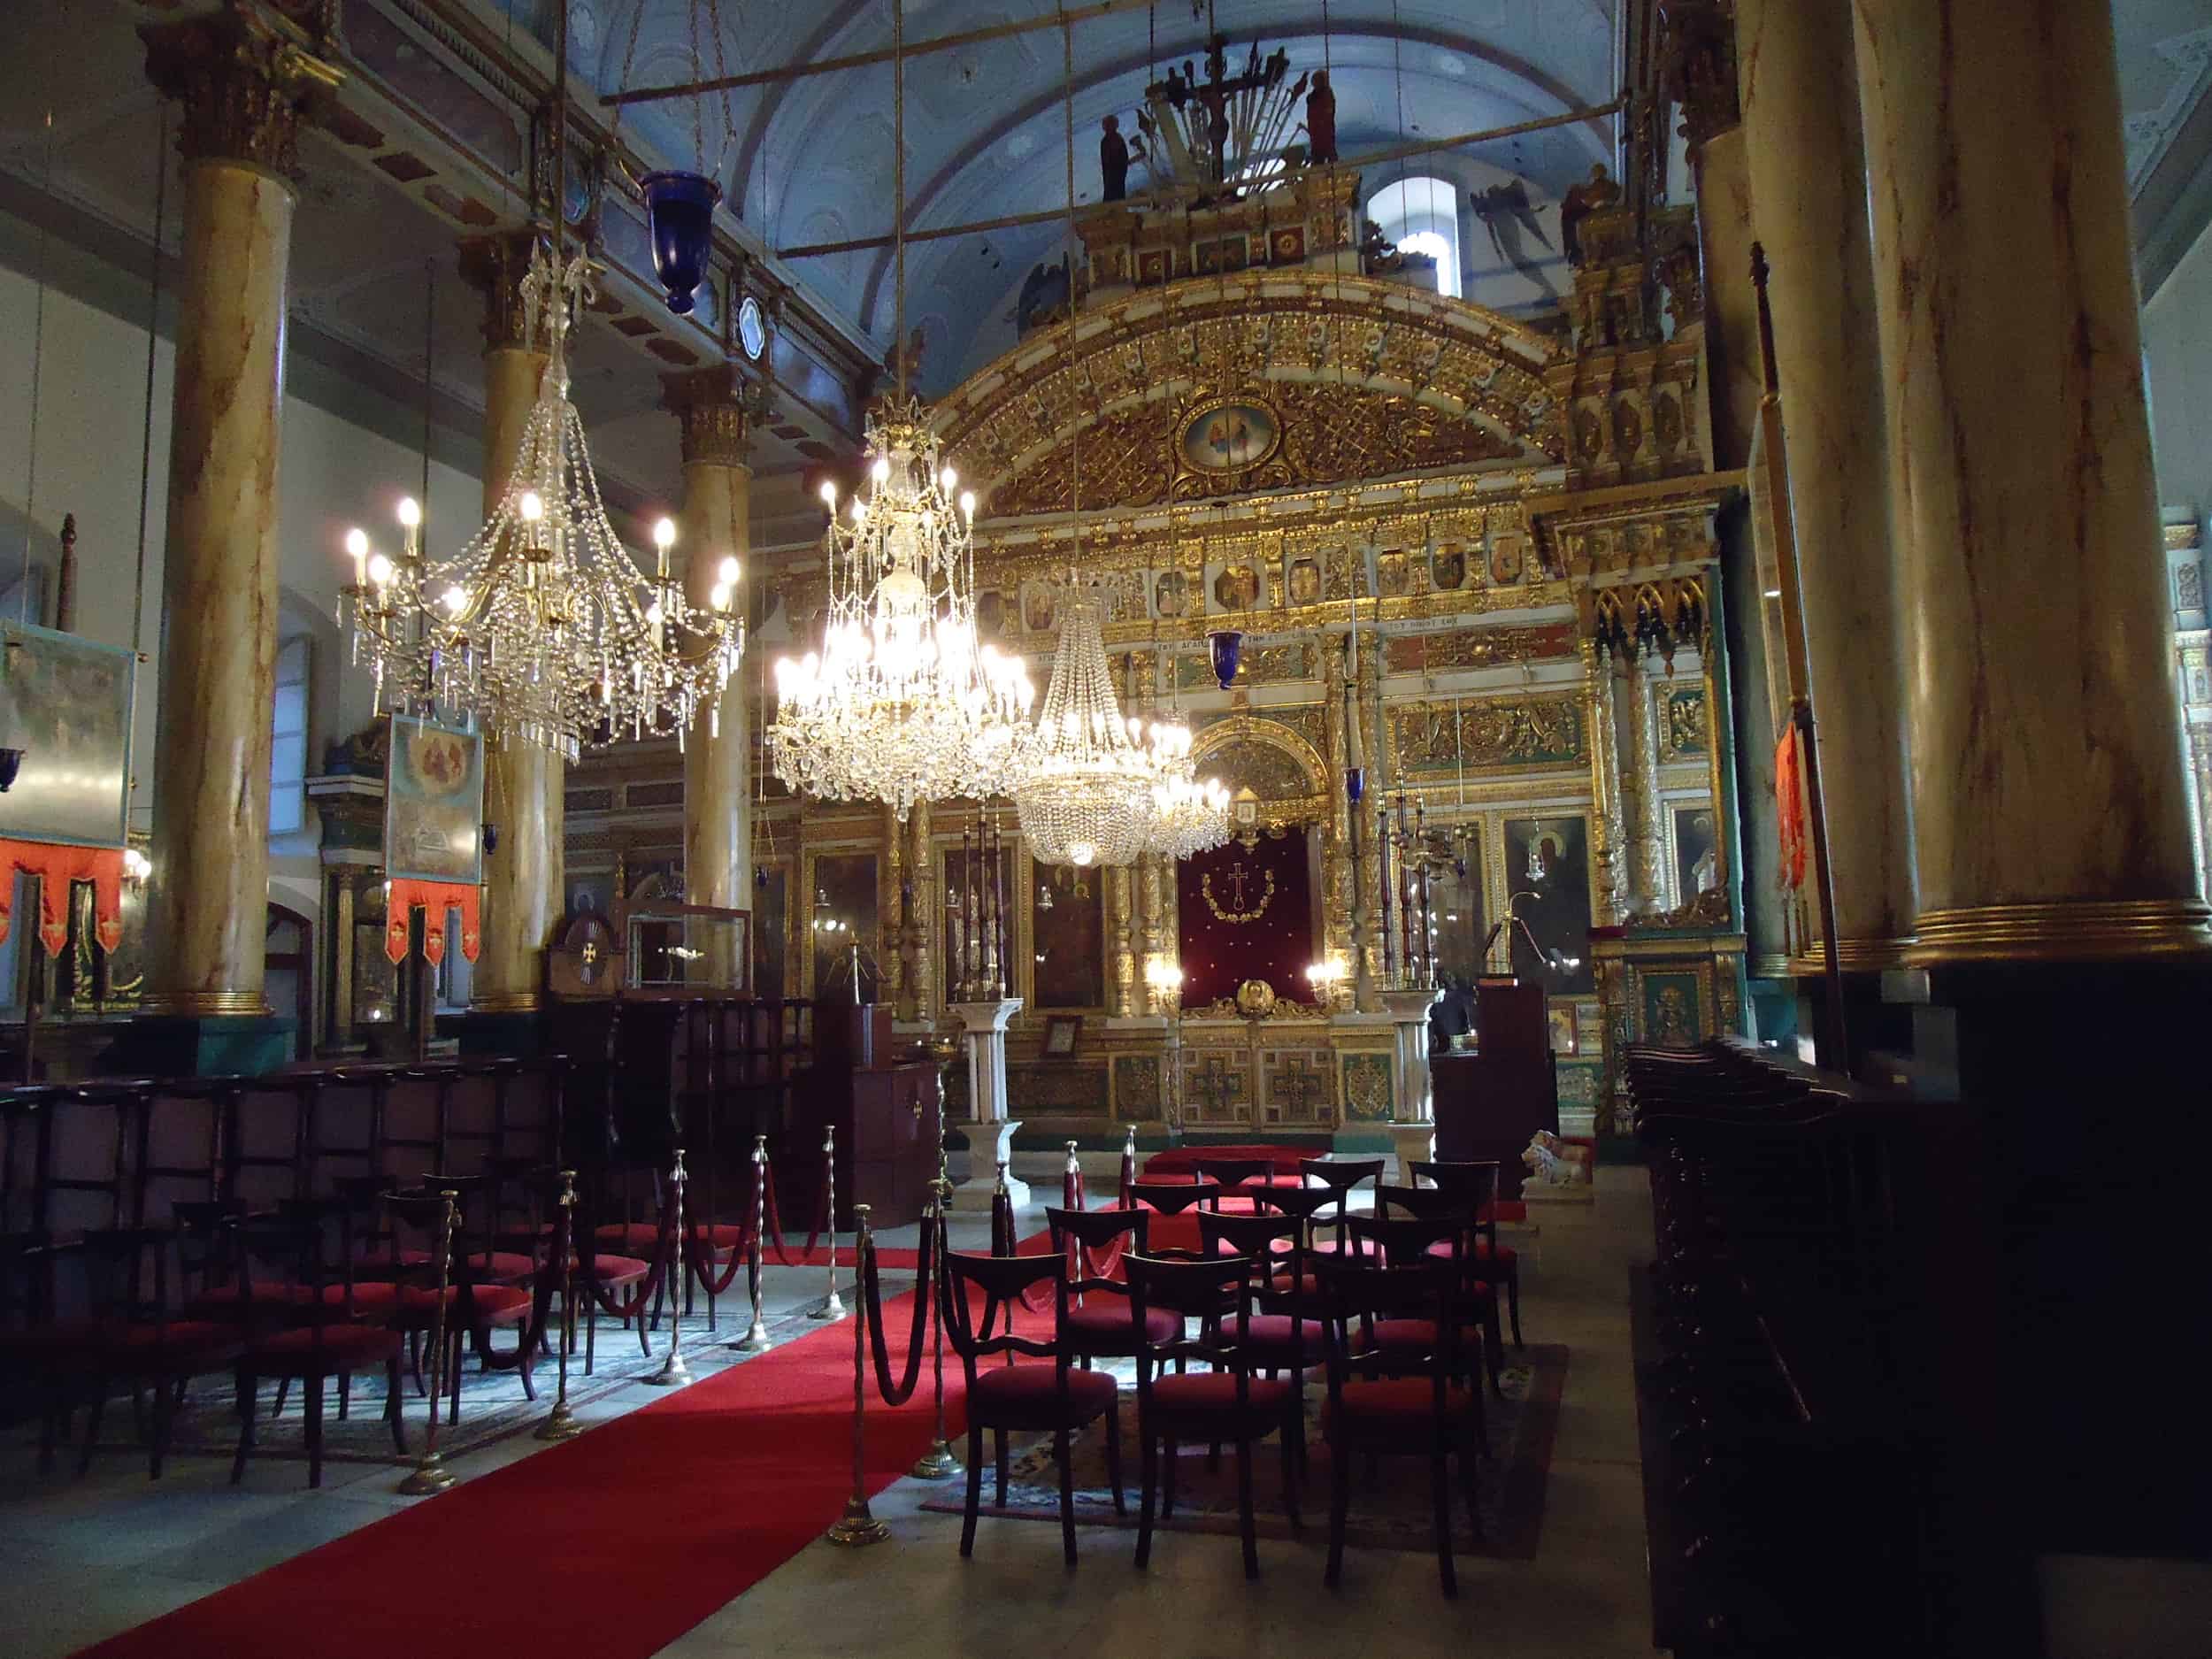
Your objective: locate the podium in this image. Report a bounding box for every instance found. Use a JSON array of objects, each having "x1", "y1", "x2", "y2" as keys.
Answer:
[
  {"x1": 787, "y1": 1002, "x2": 937, "y2": 1228},
  {"x1": 1431, "y1": 978, "x2": 1558, "y2": 1199}
]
